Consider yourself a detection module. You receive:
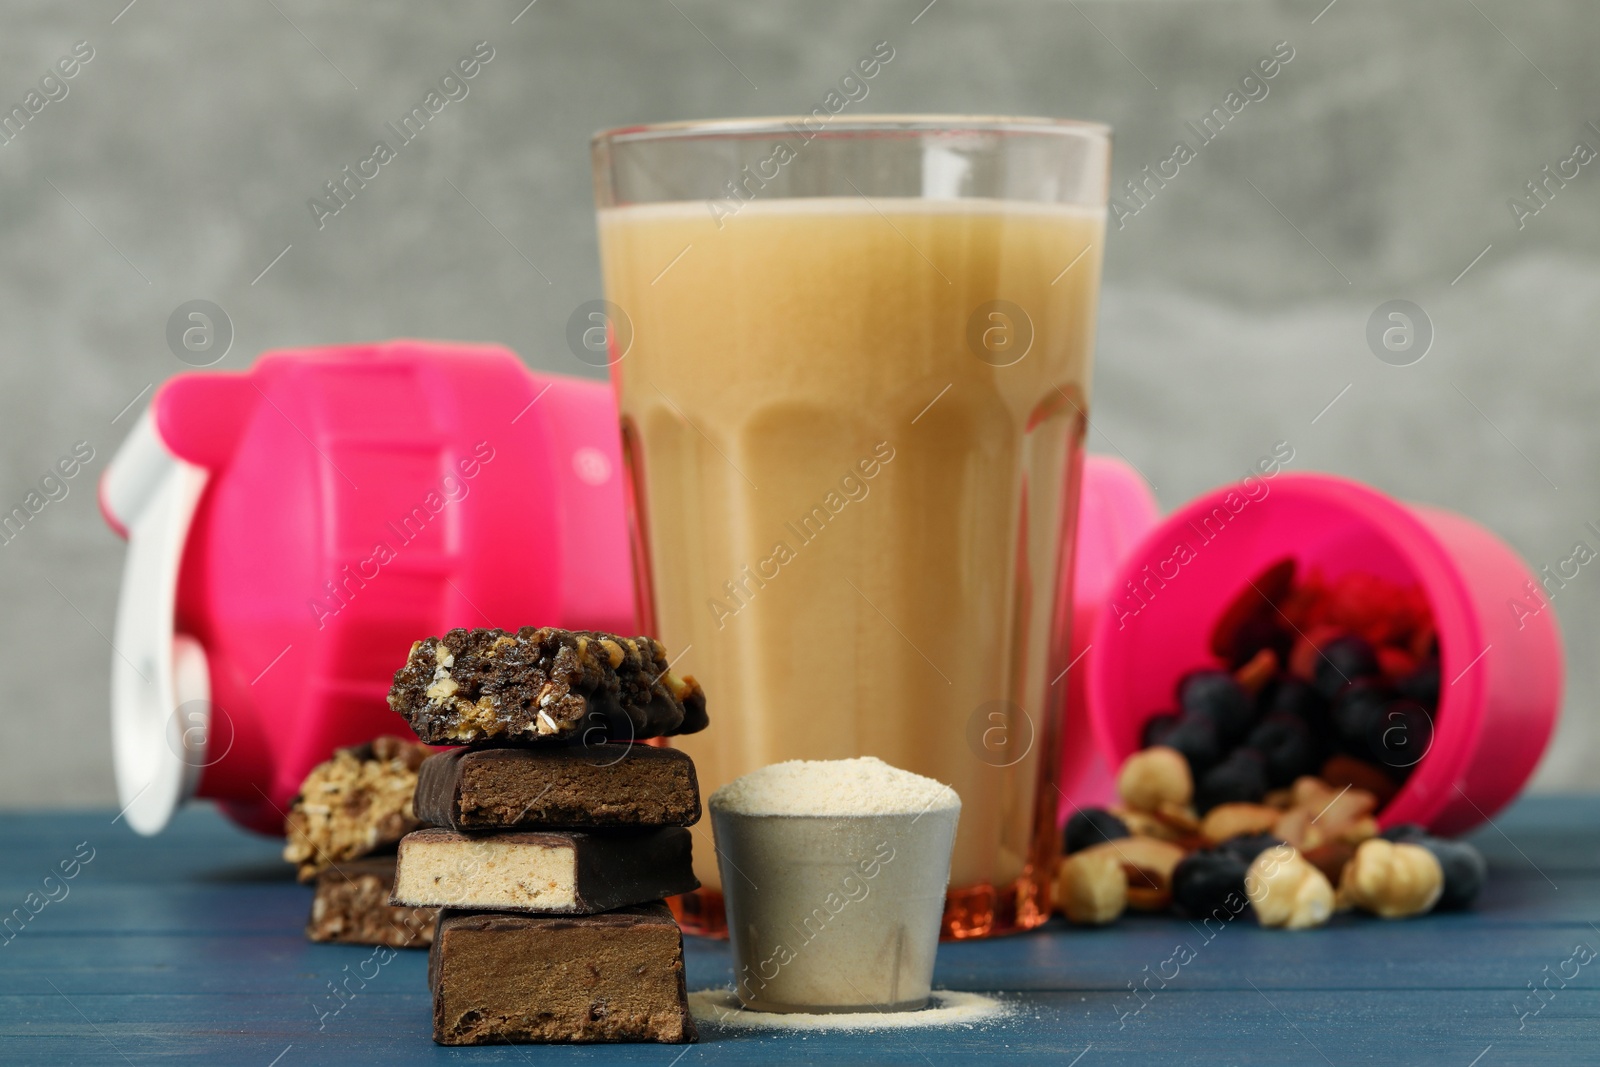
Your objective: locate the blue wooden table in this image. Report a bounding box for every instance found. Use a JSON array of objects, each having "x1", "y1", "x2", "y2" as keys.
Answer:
[{"x1": 2, "y1": 797, "x2": 1596, "y2": 1065}]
